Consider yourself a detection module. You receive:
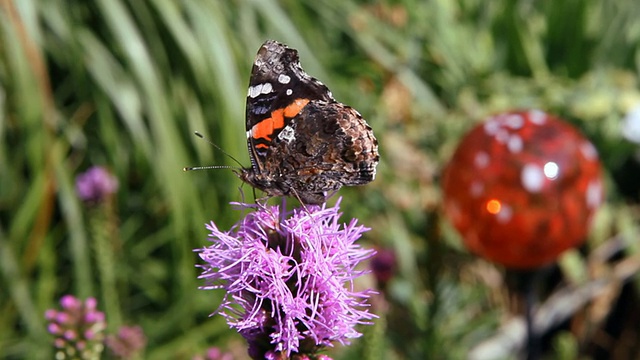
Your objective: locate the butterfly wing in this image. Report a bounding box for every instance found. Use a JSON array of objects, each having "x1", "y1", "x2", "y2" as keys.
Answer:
[{"x1": 245, "y1": 40, "x2": 333, "y2": 174}]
